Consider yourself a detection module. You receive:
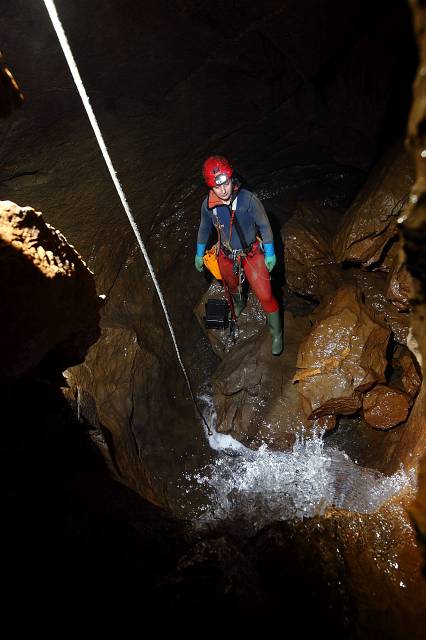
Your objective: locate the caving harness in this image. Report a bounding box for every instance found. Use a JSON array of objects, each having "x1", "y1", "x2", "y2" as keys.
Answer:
[{"x1": 204, "y1": 192, "x2": 264, "y2": 345}]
